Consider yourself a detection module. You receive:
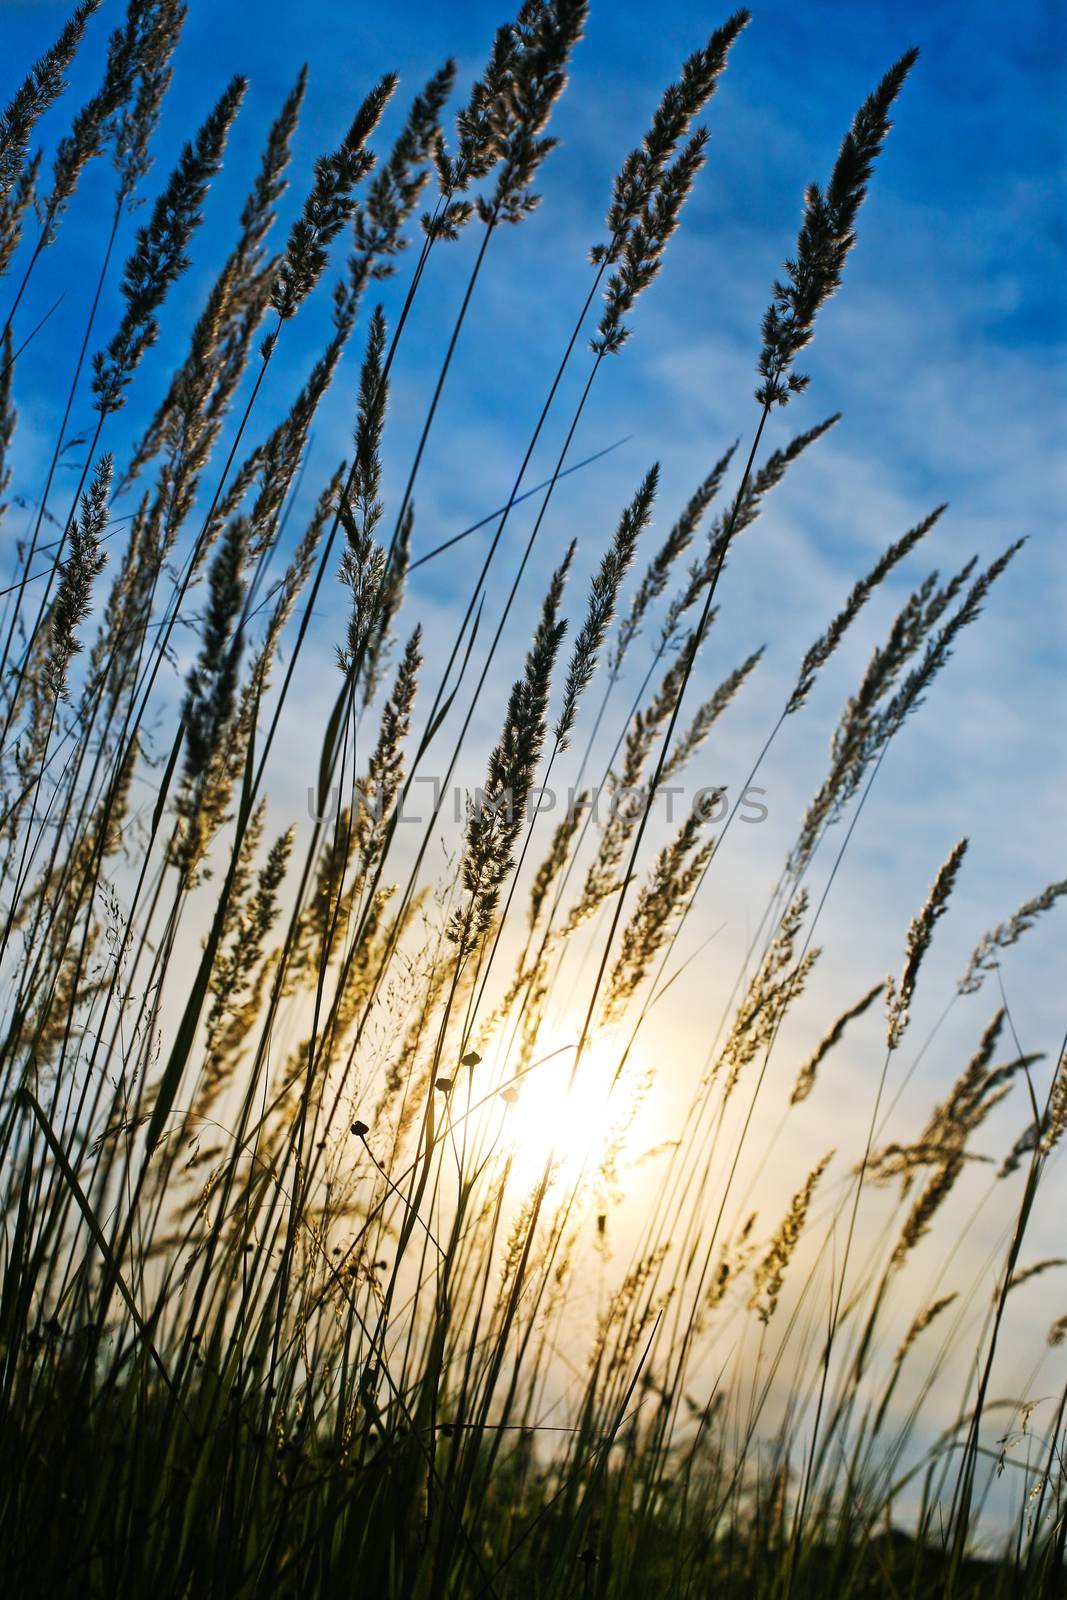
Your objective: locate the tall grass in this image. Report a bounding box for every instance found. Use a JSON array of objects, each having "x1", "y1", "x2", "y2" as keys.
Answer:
[{"x1": 0, "y1": 4, "x2": 1063, "y2": 1597}]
